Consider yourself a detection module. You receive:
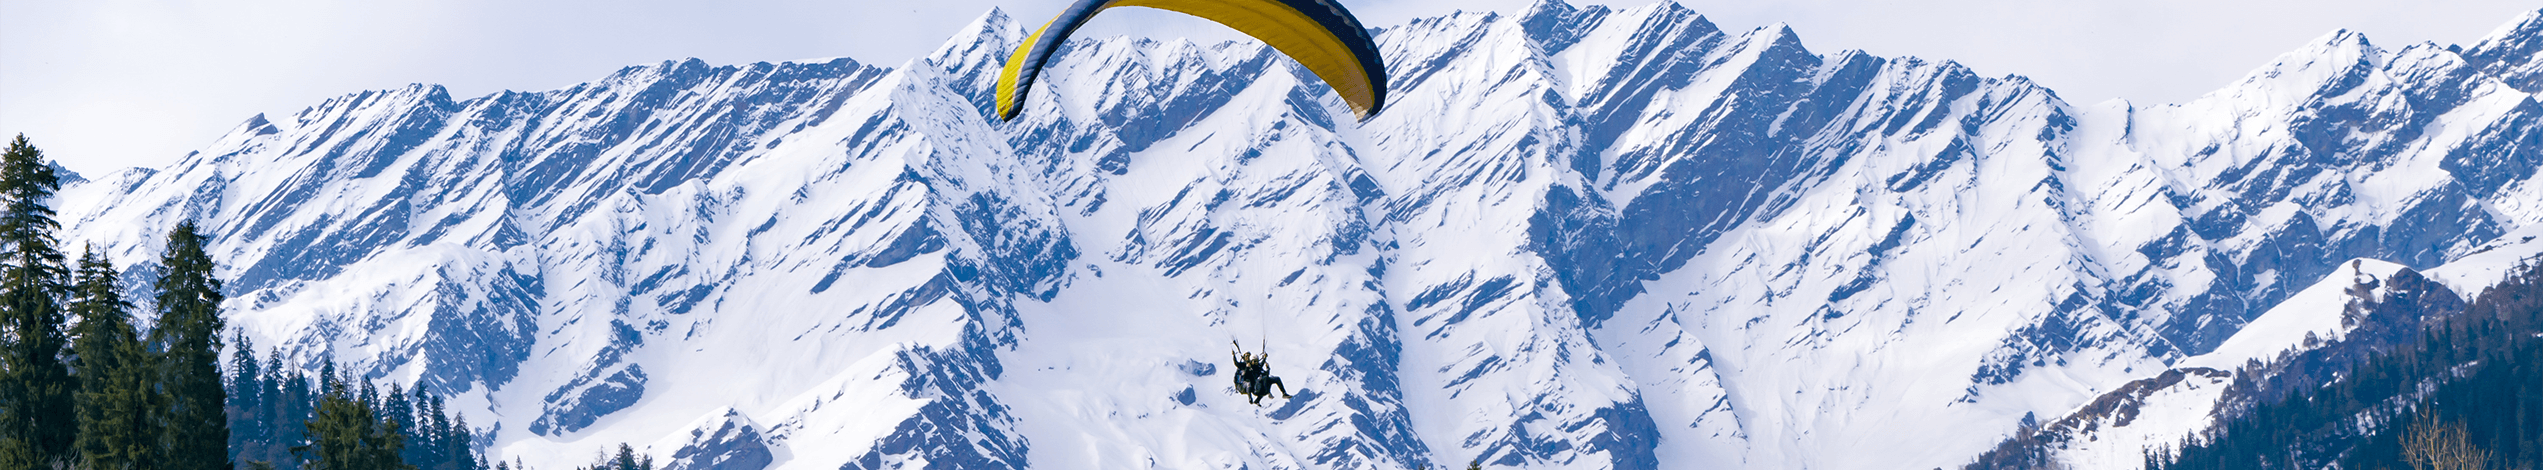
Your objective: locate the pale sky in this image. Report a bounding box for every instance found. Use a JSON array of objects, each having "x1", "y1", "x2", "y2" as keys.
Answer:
[{"x1": 3, "y1": 0, "x2": 2534, "y2": 176}]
